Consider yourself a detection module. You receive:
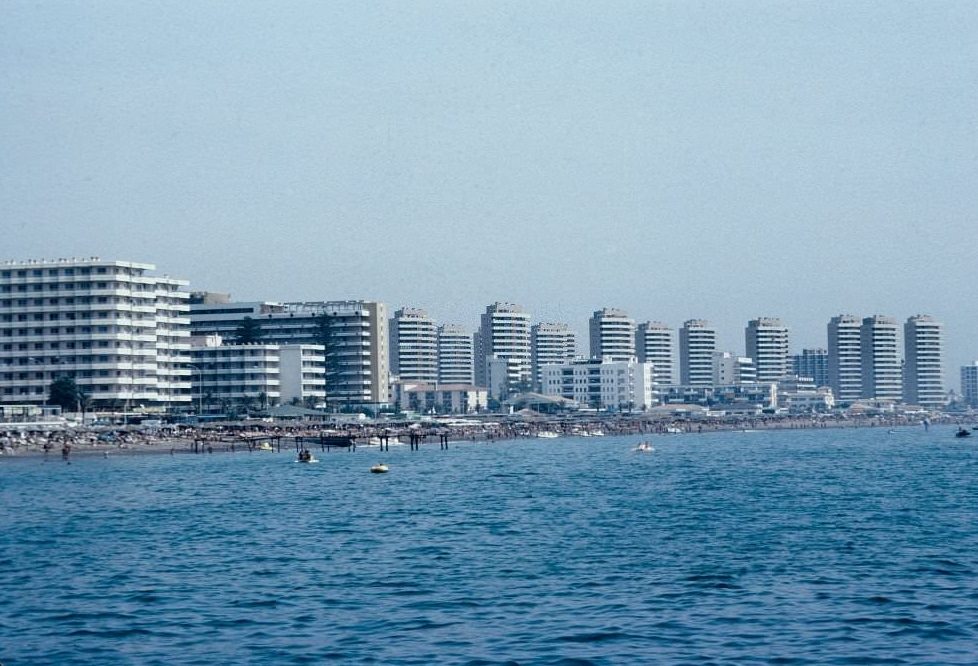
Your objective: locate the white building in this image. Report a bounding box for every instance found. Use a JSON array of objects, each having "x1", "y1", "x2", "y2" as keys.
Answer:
[
  {"x1": 903, "y1": 315, "x2": 943, "y2": 409},
  {"x1": 745, "y1": 317, "x2": 789, "y2": 383},
  {"x1": 437, "y1": 324, "x2": 473, "y2": 385},
  {"x1": 680, "y1": 319, "x2": 717, "y2": 386},
  {"x1": 828, "y1": 314, "x2": 862, "y2": 404},
  {"x1": 278, "y1": 344, "x2": 326, "y2": 406},
  {"x1": 190, "y1": 337, "x2": 281, "y2": 412},
  {"x1": 391, "y1": 381, "x2": 487, "y2": 414},
  {"x1": 474, "y1": 303, "x2": 531, "y2": 398},
  {"x1": 861, "y1": 315, "x2": 902, "y2": 401},
  {"x1": 961, "y1": 362, "x2": 978, "y2": 408},
  {"x1": 540, "y1": 357, "x2": 654, "y2": 411},
  {"x1": 637, "y1": 321, "x2": 675, "y2": 386},
  {"x1": 390, "y1": 308, "x2": 438, "y2": 383},
  {"x1": 589, "y1": 308, "x2": 635, "y2": 362},
  {"x1": 531, "y1": 322, "x2": 577, "y2": 391},
  {"x1": 712, "y1": 351, "x2": 756, "y2": 385},
  {"x1": 0, "y1": 258, "x2": 190, "y2": 409}
]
